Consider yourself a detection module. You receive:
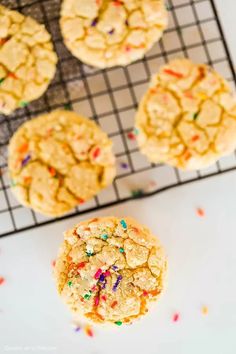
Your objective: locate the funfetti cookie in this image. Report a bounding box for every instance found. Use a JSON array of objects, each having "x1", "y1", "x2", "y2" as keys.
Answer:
[
  {"x1": 135, "y1": 58, "x2": 236, "y2": 170},
  {"x1": 0, "y1": 5, "x2": 57, "y2": 115},
  {"x1": 60, "y1": 0, "x2": 168, "y2": 68},
  {"x1": 54, "y1": 216, "x2": 167, "y2": 325},
  {"x1": 8, "y1": 110, "x2": 116, "y2": 216}
]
